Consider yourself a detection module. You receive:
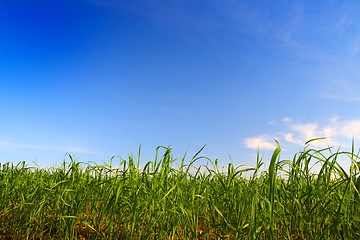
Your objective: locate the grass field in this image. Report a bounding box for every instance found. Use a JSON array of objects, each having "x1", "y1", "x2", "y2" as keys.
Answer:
[{"x1": 1, "y1": 139, "x2": 360, "y2": 239}]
